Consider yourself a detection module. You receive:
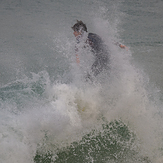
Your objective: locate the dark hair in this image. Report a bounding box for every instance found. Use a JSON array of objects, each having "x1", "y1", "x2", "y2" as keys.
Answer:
[{"x1": 71, "y1": 20, "x2": 87, "y2": 32}]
